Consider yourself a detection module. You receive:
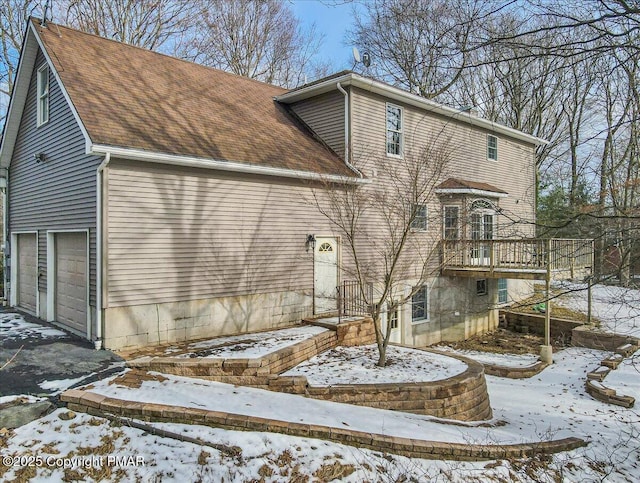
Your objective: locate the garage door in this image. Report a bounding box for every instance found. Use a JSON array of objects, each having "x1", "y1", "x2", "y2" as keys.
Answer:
[
  {"x1": 55, "y1": 232, "x2": 88, "y2": 336},
  {"x1": 17, "y1": 233, "x2": 37, "y2": 314}
]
